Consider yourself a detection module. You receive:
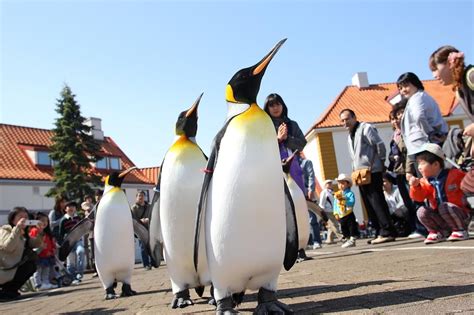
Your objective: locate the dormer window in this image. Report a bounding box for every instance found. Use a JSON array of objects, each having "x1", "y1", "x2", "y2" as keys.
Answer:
[
  {"x1": 37, "y1": 151, "x2": 52, "y2": 166},
  {"x1": 95, "y1": 156, "x2": 121, "y2": 170}
]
